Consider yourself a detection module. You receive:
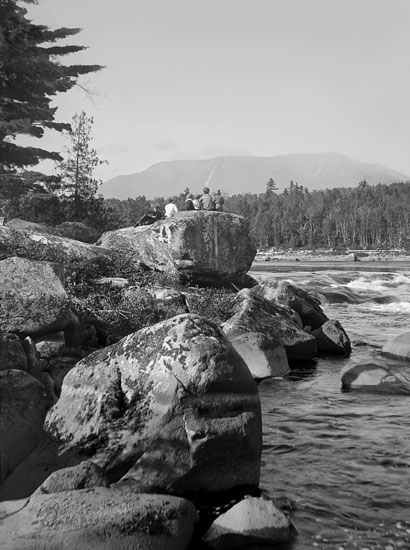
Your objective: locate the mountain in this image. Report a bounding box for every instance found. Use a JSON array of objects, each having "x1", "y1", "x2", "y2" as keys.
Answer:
[{"x1": 99, "y1": 152, "x2": 410, "y2": 200}]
